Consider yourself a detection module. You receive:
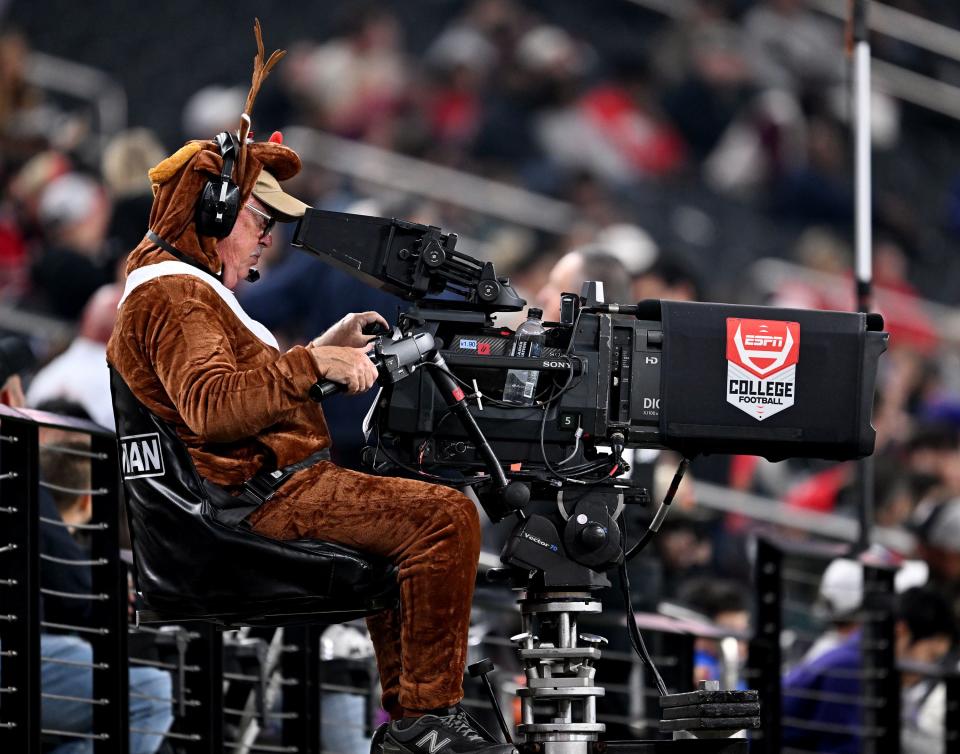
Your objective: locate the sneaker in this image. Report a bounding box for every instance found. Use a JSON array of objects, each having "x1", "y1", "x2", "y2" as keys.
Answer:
[
  {"x1": 383, "y1": 706, "x2": 517, "y2": 754},
  {"x1": 371, "y1": 721, "x2": 390, "y2": 754}
]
